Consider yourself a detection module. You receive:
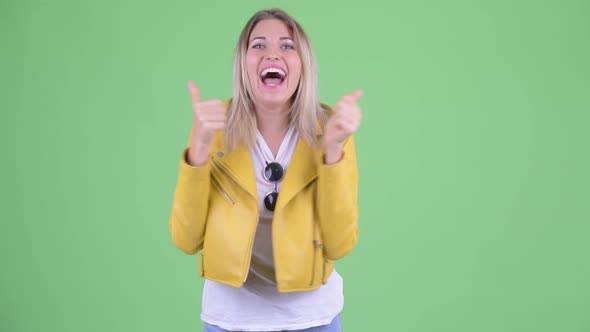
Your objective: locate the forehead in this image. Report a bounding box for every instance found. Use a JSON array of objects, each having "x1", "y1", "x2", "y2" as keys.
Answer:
[{"x1": 250, "y1": 19, "x2": 293, "y2": 39}]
